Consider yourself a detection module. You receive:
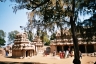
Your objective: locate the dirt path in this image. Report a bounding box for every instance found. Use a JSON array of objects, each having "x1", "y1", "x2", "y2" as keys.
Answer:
[{"x1": 0, "y1": 54, "x2": 96, "y2": 64}]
